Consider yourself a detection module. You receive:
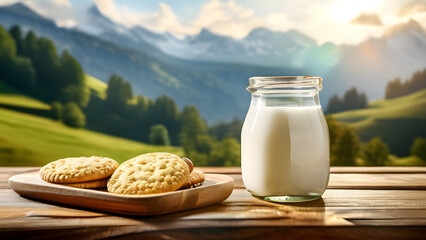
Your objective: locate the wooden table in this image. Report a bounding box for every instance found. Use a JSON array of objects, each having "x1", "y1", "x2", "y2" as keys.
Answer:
[{"x1": 1, "y1": 167, "x2": 426, "y2": 239}]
